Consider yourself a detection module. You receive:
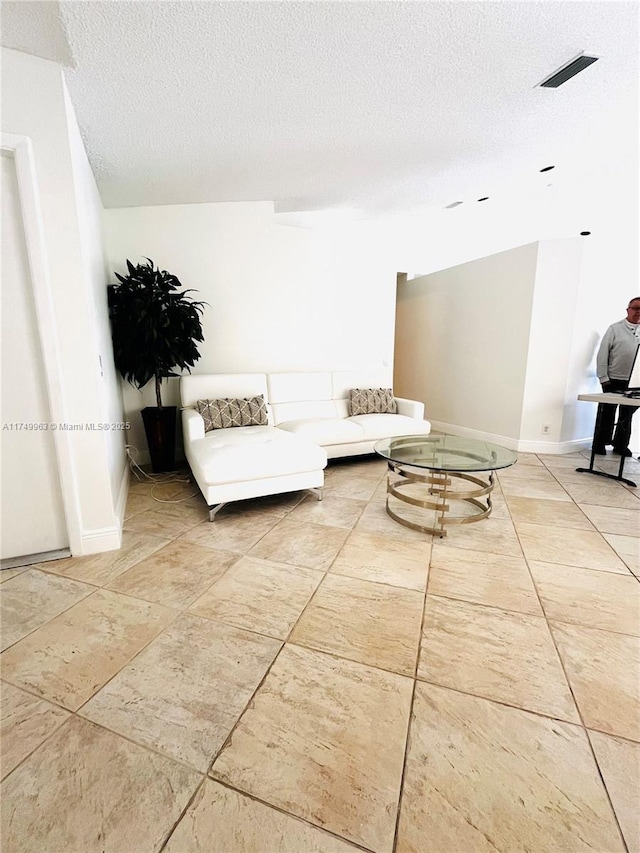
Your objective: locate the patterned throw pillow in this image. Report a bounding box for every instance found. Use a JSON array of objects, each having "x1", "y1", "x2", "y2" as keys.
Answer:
[
  {"x1": 348, "y1": 388, "x2": 397, "y2": 416},
  {"x1": 195, "y1": 396, "x2": 269, "y2": 432}
]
